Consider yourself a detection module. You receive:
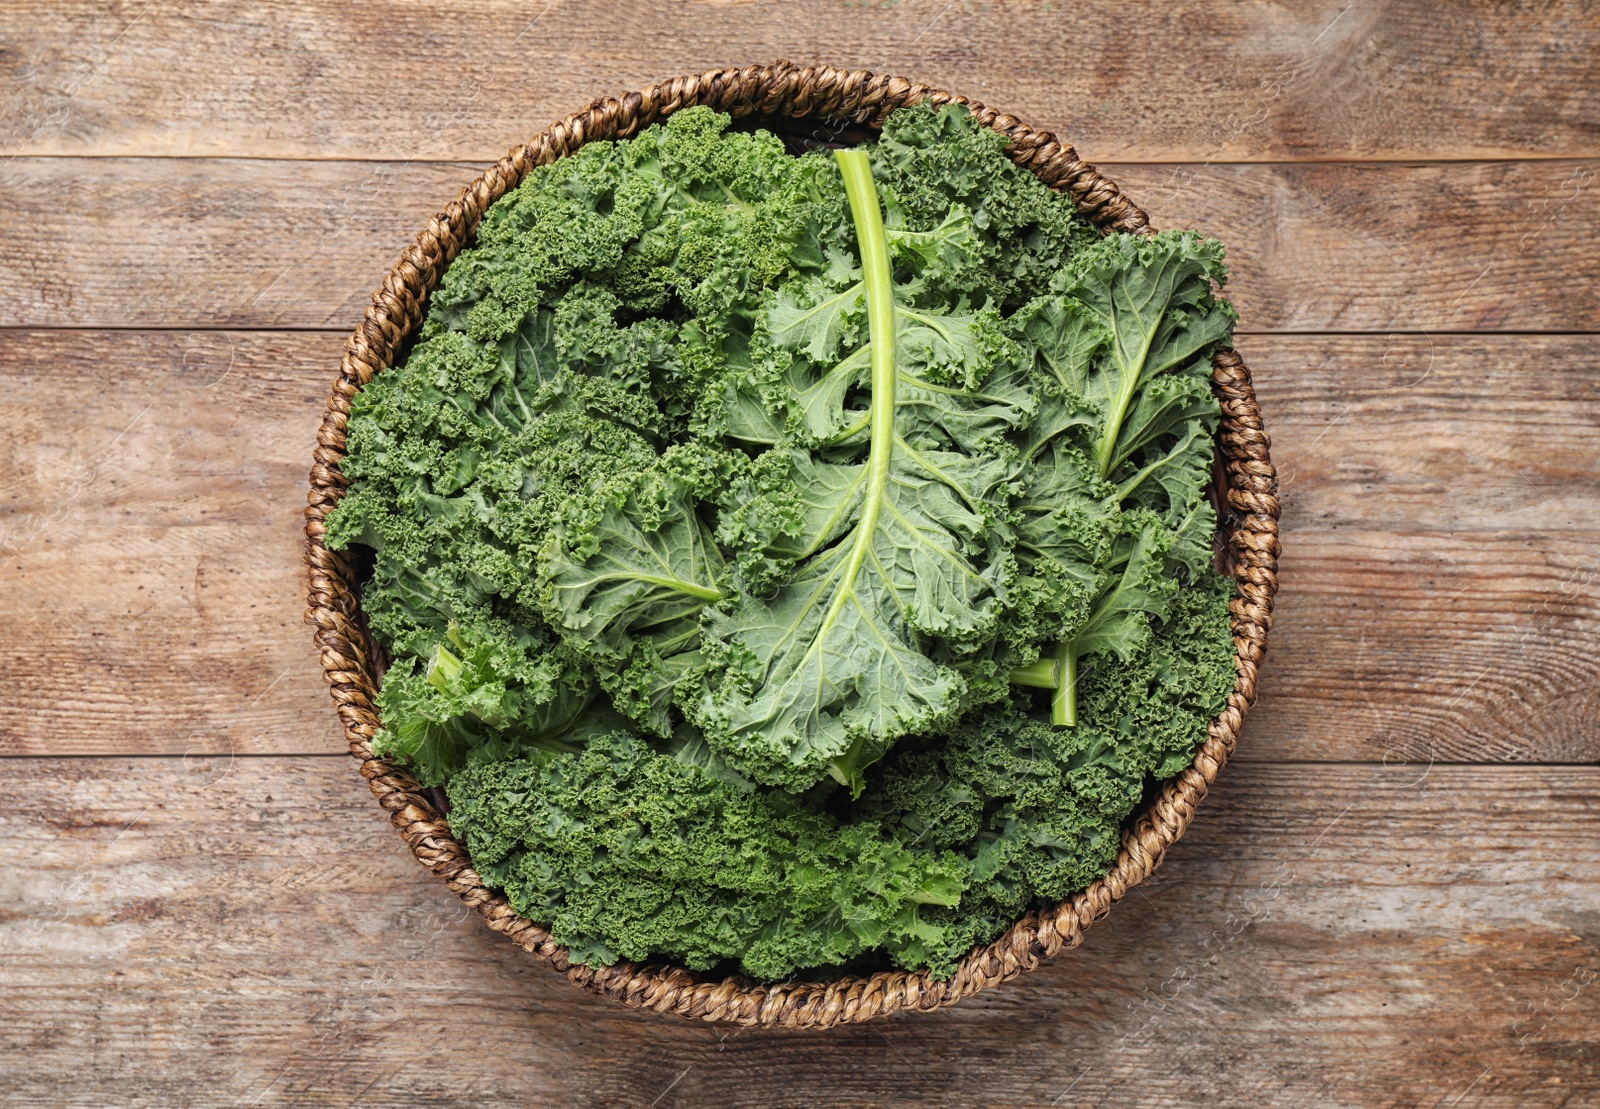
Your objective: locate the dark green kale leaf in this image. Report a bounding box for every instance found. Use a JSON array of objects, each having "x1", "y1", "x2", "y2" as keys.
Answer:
[{"x1": 446, "y1": 731, "x2": 972, "y2": 980}]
